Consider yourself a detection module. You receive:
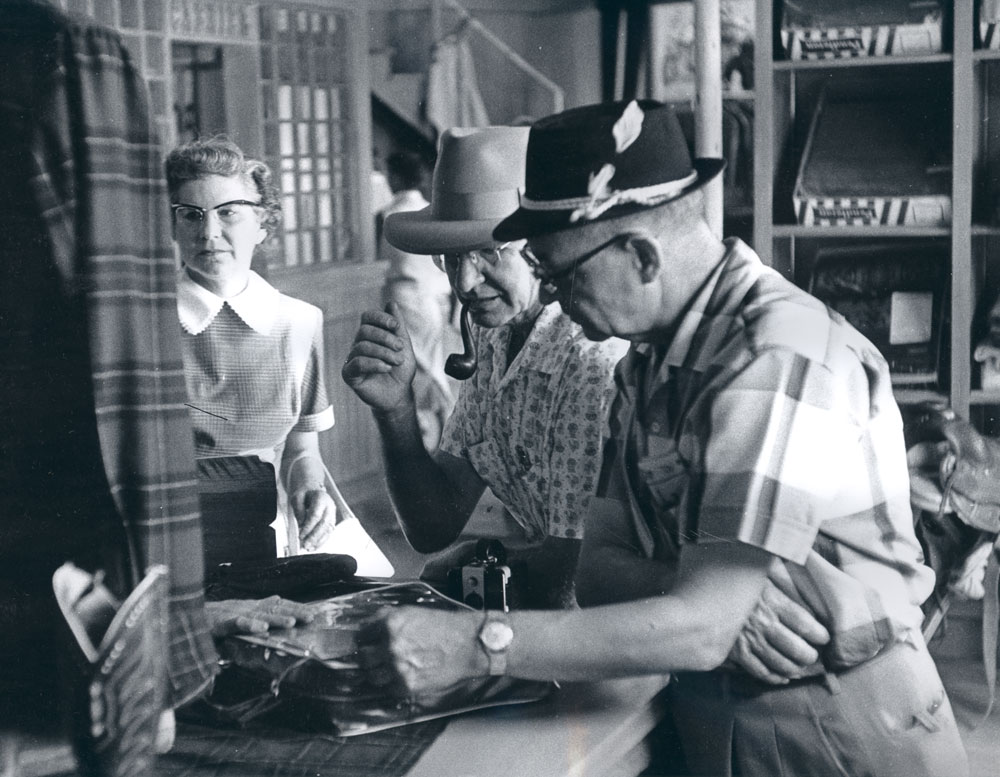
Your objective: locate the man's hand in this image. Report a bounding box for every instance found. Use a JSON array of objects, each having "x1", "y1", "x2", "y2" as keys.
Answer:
[
  {"x1": 356, "y1": 607, "x2": 485, "y2": 701},
  {"x1": 342, "y1": 305, "x2": 418, "y2": 414},
  {"x1": 728, "y1": 581, "x2": 830, "y2": 684},
  {"x1": 418, "y1": 540, "x2": 480, "y2": 586},
  {"x1": 206, "y1": 596, "x2": 317, "y2": 638},
  {"x1": 292, "y1": 488, "x2": 337, "y2": 552}
]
